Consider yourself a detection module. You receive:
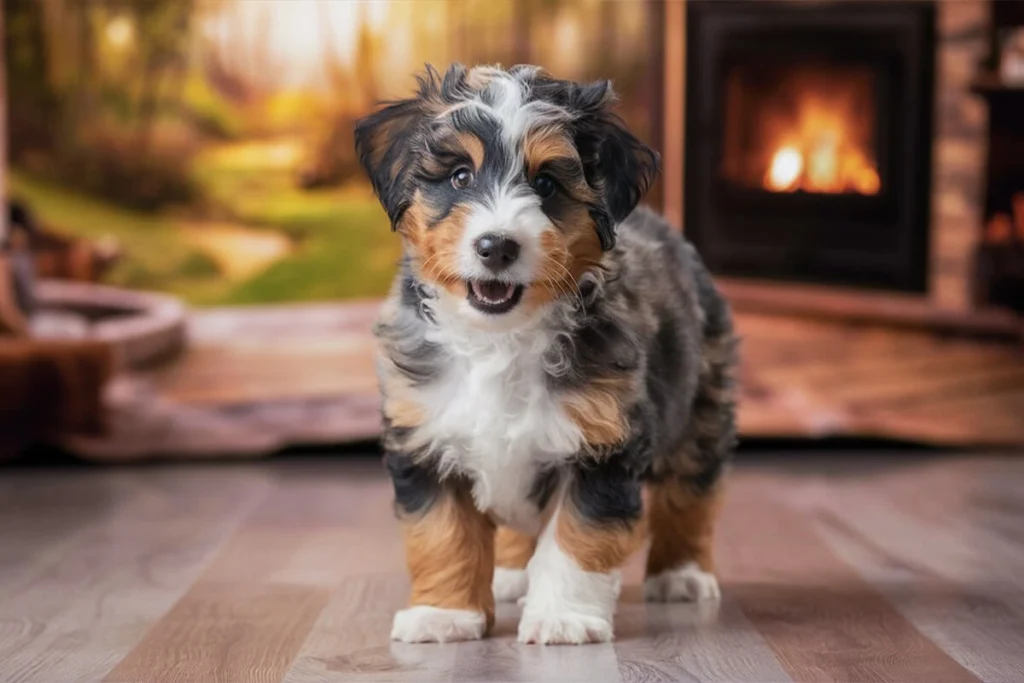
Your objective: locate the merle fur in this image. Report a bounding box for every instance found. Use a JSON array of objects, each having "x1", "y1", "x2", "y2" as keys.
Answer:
[
  {"x1": 360, "y1": 65, "x2": 737, "y2": 528},
  {"x1": 354, "y1": 64, "x2": 658, "y2": 251}
]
